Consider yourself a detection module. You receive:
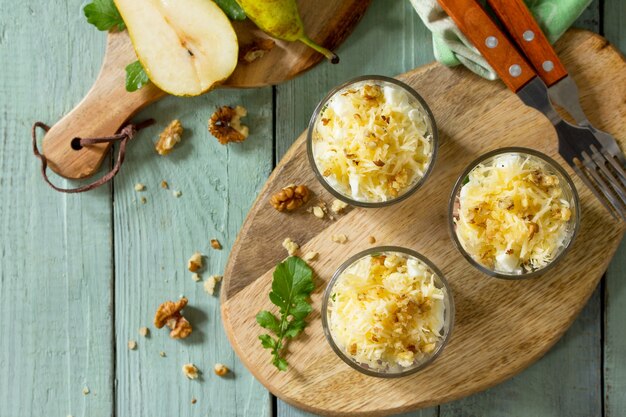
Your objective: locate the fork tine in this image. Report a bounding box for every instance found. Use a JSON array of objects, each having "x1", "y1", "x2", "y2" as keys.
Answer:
[
  {"x1": 572, "y1": 163, "x2": 623, "y2": 221},
  {"x1": 587, "y1": 147, "x2": 626, "y2": 206},
  {"x1": 600, "y1": 147, "x2": 626, "y2": 183},
  {"x1": 577, "y1": 157, "x2": 626, "y2": 221}
]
